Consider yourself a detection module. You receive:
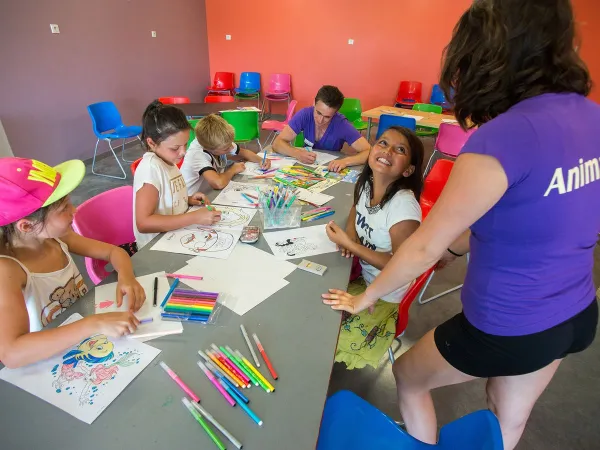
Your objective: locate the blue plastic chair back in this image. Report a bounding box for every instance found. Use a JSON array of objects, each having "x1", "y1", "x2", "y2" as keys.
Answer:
[
  {"x1": 430, "y1": 84, "x2": 447, "y2": 105},
  {"x1": 376, "y1": 114, "x2": 417, "y2": 139},
  {"x1": 317, "y1": 391, "x2": 503, "y2": 450},
  {"x1": 238, "y1": 72, "x2": 261, "y2": 92},
  {"x1": 87, "y1": 102, "x2": 124, "y2": 137}
]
